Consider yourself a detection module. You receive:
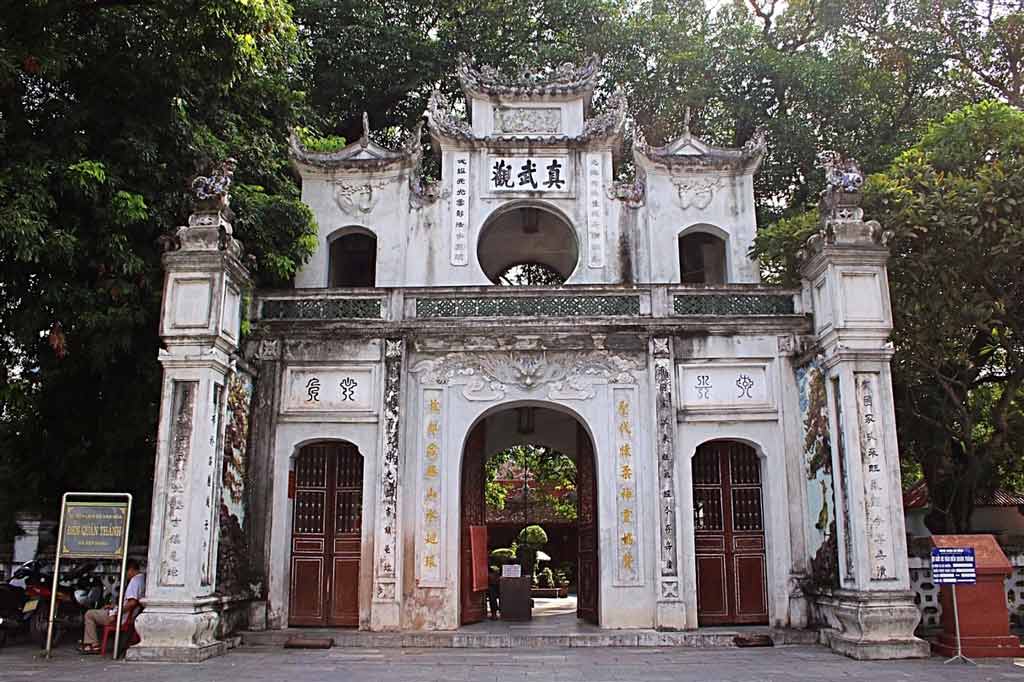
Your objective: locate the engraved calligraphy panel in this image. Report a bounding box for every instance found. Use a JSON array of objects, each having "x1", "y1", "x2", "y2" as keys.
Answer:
[
  {"x1": 417, "y1": 389, "x2": 445, "y2": 586},
  {"x1": 856, "y1": 373, "x2": 896, "y2": 581},
  {"x1": 487, "y1": 156, "x2": 570, "y2": 193},
  {"x1": 613, "y1": 387, "x2": 642, "y2": 586},
  {"x1": 374, "y1": 340, "x2": 403, "y2": 601},
  {"x1": 450, "y1": 152, "x2": 471, "y2": 266},
  {"x1": 585, "y1": 153, "x2": 605, "y2": 268},
  {"x1": 160, "y1": 380, "x2": 197, "y2": 587},
  {"x1": 678, "y1": 364, "x2": 770, "y2": 409},
  {"x1": 282, "y1": 367, "x2": 375, "y2": 413}
]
